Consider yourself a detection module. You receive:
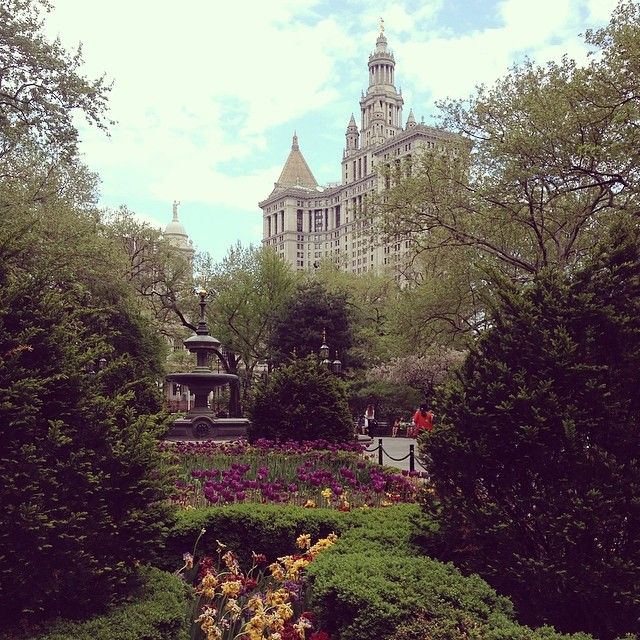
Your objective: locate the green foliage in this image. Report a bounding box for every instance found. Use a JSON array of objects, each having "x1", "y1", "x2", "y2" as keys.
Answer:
[
  {"x1": 0, "y1": 276, "x2": 176, "y2": 629},
  {"x1": 160, "y1": 503, "x2": 347, "y2": 570},
  {"x1": 28, "y1": 567, "x2": 190, "y2": 640},
  {"x1": 248, "y1": 356, "x2": 354, "y2": 442},
  {"x1": 347, "y1": 377, "x2": 421, "y2": 423},
  {"x1": 0, "y1": 2, "x2": 176, "y2": 632},
  {"x1": 373, "y1": 2, "x2": 640, "y2": 345},
  {"x1": 163, "y1": 503, "x2": 587, "y2": 640},
  {"x1": 306, "y1": 508, "x2": 591, "y2": 640},
  {"x1": 421, "y1": 223, "x2": 640, "y2": 639},
  {"x1": 268, "y1": 280, "x2": 353, "y2": 366},
  {"x1": 161, "y1": 503, "x2": 424, "y2": 570},
  {"x1": 0, "y1": 0, "x2": 111, "y2": 163}
]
